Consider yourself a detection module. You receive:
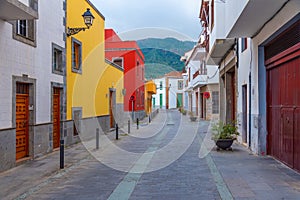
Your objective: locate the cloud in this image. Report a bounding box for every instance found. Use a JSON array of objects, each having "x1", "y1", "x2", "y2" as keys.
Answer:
[{"x1": 90, "y1": 0, "x2": 201, "y2": 41}]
